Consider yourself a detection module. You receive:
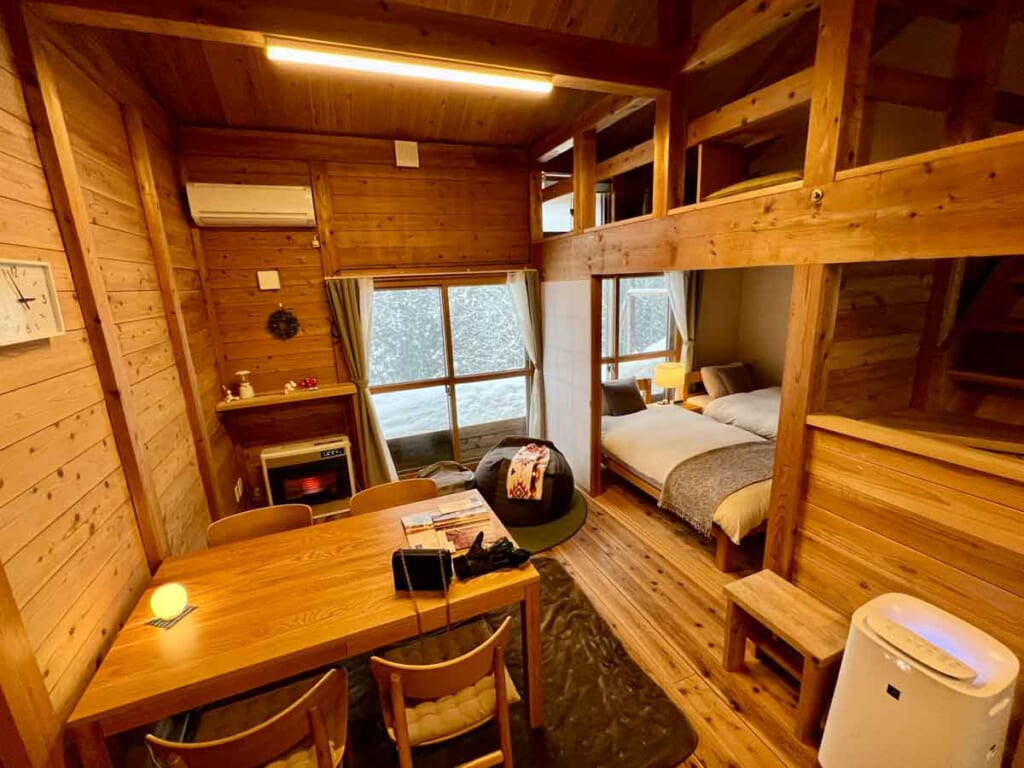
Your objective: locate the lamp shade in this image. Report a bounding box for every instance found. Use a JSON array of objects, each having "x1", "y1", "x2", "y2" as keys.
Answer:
[
  {"x1": 654, "y1": 362, "x2": 686, "y2": 389},
  {"x1": 150, "y1": 583, "x2": 188, "y2": 621}
]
